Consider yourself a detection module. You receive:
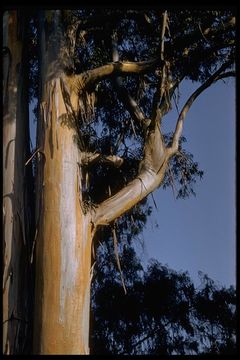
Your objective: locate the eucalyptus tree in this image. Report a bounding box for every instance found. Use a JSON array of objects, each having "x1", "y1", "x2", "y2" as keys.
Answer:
[{"x1": 3, "y1": 8, "x2": 235, "y2": 354}]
